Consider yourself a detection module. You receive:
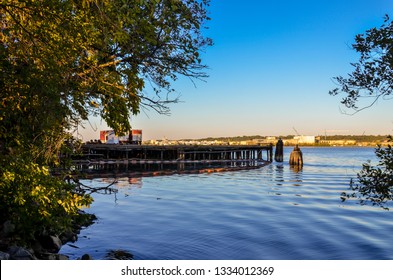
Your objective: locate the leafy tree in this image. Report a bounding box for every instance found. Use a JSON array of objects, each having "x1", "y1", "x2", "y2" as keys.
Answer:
[
  {"x1": 1, "y1": 0, "x2": 212, "y2": 161},
  {"x1": 1, "y1": 0, "x2": 211, "y2": 246},
  {"x1": 330, "y1": 15, "x2": 393, "y2": 208},
  {"x1": 330, "y1": 15, "x2": 393, "y2": 112}
]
